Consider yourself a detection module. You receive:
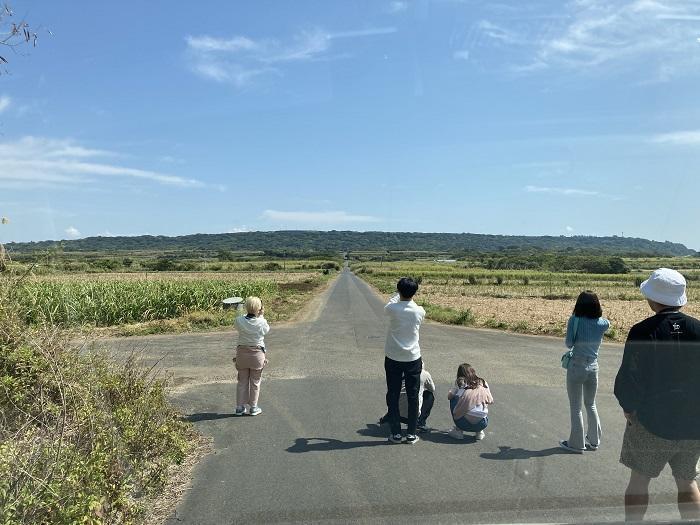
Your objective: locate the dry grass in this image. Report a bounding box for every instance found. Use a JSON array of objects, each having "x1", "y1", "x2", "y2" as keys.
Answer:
[
  {"x1": 421, "y1": 292, "x2": 700, "y2": 340},
  {"x1": 358, "y1": 261, "x2": 700, "y2": 341}
]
